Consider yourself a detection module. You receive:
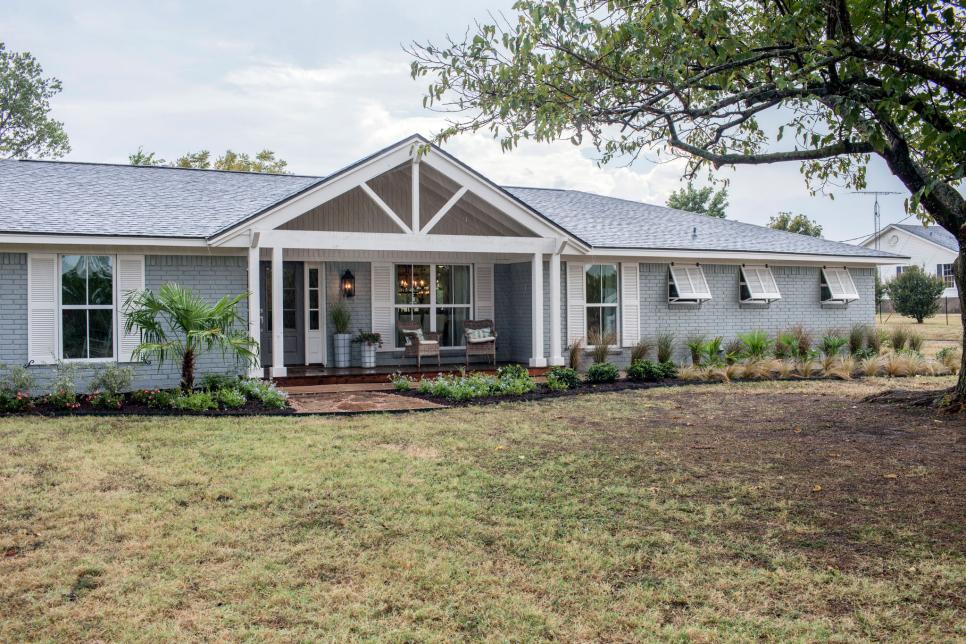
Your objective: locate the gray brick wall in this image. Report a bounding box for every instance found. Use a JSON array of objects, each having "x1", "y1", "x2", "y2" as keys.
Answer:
[
  {"x1": 324, "y1": 261, "x2": 373, "y2": 366},
  {"x1": 0, "y1": 252, "x2": 248, "y2": 393}
]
